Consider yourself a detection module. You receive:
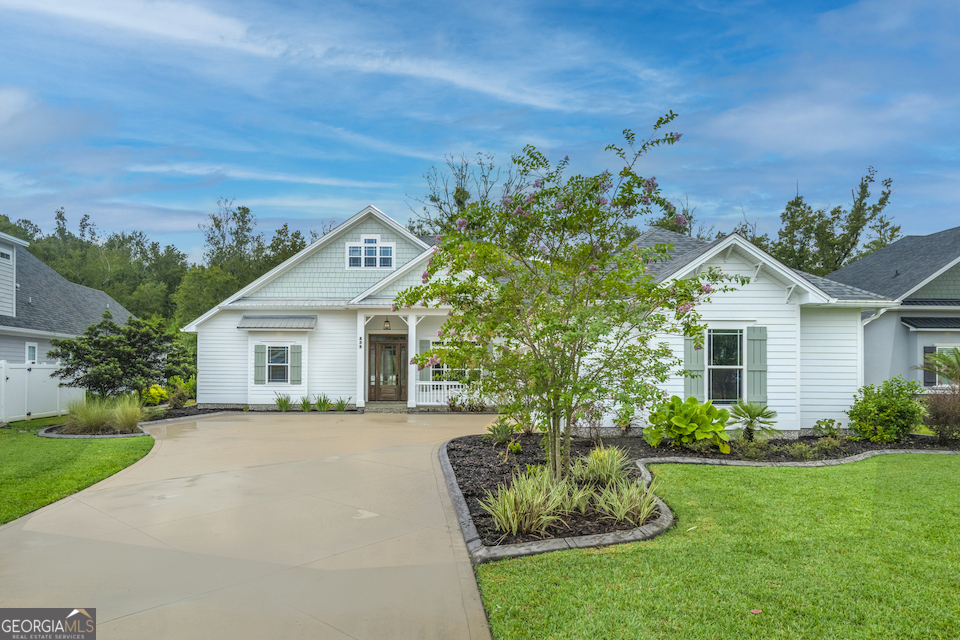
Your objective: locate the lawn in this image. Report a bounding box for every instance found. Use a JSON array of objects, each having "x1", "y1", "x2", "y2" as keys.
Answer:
[
  {"x1": 478, "y1": 454, "x2": 960, "y2": 639},
  {"x1": 0, "y1": 420, "x2": 154, "y2": 525}
]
